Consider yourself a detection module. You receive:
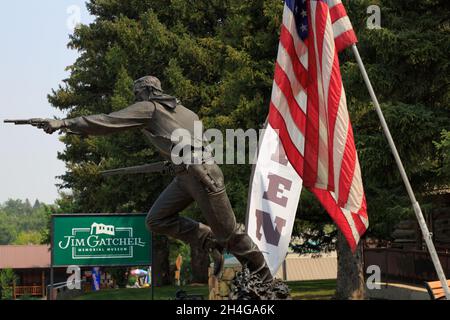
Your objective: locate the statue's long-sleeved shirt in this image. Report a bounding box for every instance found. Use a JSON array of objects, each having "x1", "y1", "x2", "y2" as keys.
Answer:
[{"x1": 64, "y1": 101, "x2": 208, "y2": 162}]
